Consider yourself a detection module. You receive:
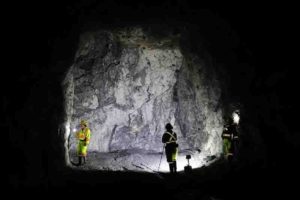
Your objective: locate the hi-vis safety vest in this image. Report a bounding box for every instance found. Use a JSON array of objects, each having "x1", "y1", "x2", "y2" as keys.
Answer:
[
  {"x1": 165, "y1": 131, "x2": 177, "y2": 144},
  {"x1": 77, "y1": 127, "x2": 91, "y2": 145}
]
